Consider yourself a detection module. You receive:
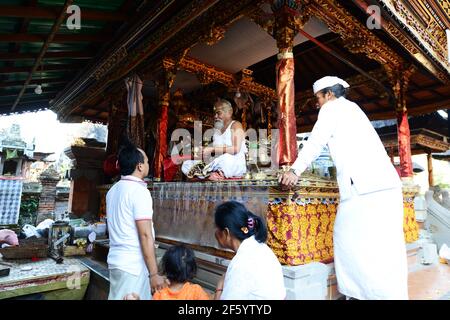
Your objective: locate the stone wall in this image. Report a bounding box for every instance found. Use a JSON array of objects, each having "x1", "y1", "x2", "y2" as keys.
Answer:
[{"x1": 21, "y1": 182, "x2": 69, "y2": 226}]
